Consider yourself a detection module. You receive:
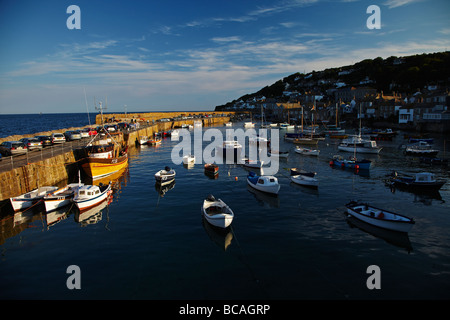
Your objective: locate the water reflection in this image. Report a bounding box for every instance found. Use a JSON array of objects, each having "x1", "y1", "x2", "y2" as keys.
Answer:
[
  {"x1": 154, "y1": 180, "x2": 176, "y2": 197},
  {"x1": 75, "y1": 196, "x2": 112, "y2": 227},
  {"x1": 246, "y1": 184, "x2": 280, "y2": 208},
  {"x1": 202, "y1": 217, "x2": 233, "y2": 251},
  {"x1": 45, "y1": 205, "x2": 73, "y2": 229},
  {"x1": 346, "y1": 216, "x2": 413, "y2": 253}
]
